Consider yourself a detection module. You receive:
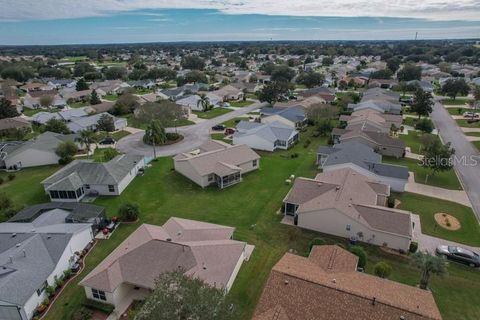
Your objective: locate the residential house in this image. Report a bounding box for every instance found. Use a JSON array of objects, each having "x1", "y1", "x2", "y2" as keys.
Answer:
[
  {"x1": 20, "y1": 82, "x2": 50, "y2": 93},
  {"x1": 253, "y1": 245, "x2": 442, "y2": 320},
  {"x1": 298, "y1": 87, "x2": 336, "y2": 103},
  {"x1": 283, "y1": 168, "x2": 413, "y2": 251},
  {"x1": 47, "y1": 79, "x2": 77, "y2": 89},
  {"x1": 91, "y1": 80, "x2": 130, "y2": 95},
  {"x1": 127, "y1": 80, "x2": 155, "y2": 89},
  {"x1": 23, "y1": 90, "x2": 66, "y2": 109},
  {"x1": 0, "y1": 132, "x2": 80, "y2": 170},
  {"x1": 347, "y1": 100, "x2": 402, "y2": 115},
  {"x1": 334, "y1": 127, "x2": 406, "y2": 158},
  {"x1": 61, "y1": 89, "x2": 92, "y2": 102},
  {"x1": 0, "y1": 117, "x2": 31, "y2": 134},
  {"x1": 408, "y1": 80, "x2": 434, "y2": 92},
  {"x1": 368, "y1": 79, "x2": 398, "y2": 89},
  {"x1": 210, "y1": 85, "x2": 244, "y2": 101},
  {"x1": 0, "y1": 215, "x2": 94, "y2": 320},
  {"x1": 233, "y1": 121, "x2": 299, "y2": 152},
  {"x1": 340, "y1": 109, "x2": 403, "y2": 134},
  {"x1": 174, "y1": 140, "x2": 260, "y2": 189},
  {"x1": 317, "y1": 142, "x2": 409, "y2": 191},
  {"x1": 260, "y1": 106, "x2": 307, "y2": 129},
  {"x1": 176, "y1": 94, "x2": 221, "y2": 111},
  {"x1": 67, "y1": 112, "x2": 127, "y2": 133},
  {"x1": 41, "y1": 154, "x2": 146, "y2": 202},
  {"x1": 80, "y1": 218, "x2": 253, "y2": 315}
]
